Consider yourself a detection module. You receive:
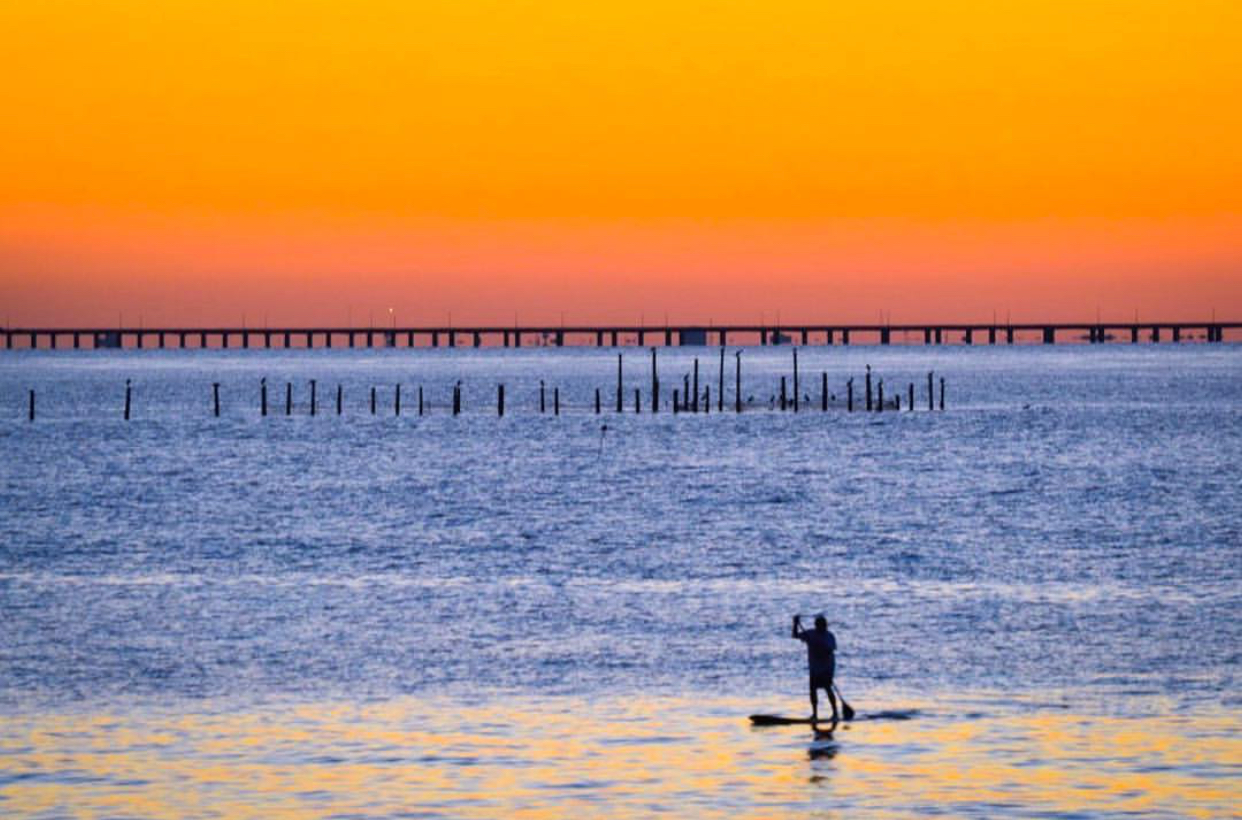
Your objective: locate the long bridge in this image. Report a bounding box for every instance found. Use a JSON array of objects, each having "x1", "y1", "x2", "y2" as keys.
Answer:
[{"x1": 2, "y1": 320, "x2": 1237, "y2": 350}]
